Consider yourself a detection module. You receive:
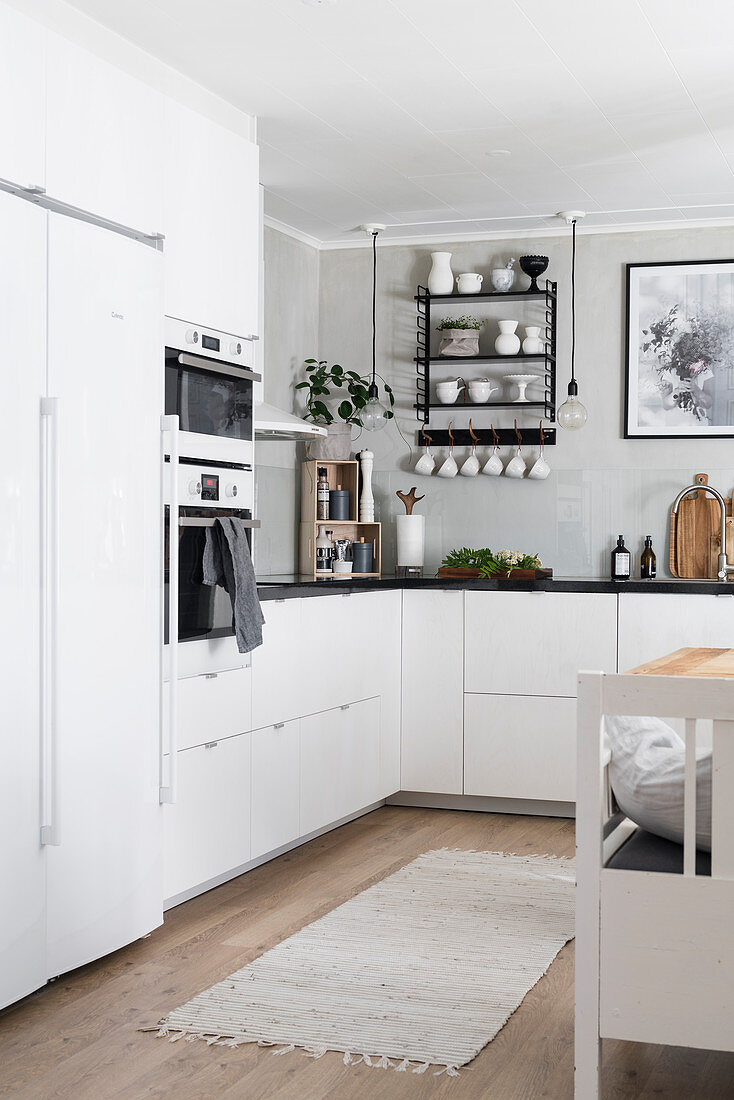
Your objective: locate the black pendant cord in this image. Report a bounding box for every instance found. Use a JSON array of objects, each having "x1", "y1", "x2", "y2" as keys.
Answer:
[
  {"x1": 371, "y1": 230, "x2": 378, "y2": 390},
  {"x1": 569, "y1": 218, "x2": 577, "y2": 394}
]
